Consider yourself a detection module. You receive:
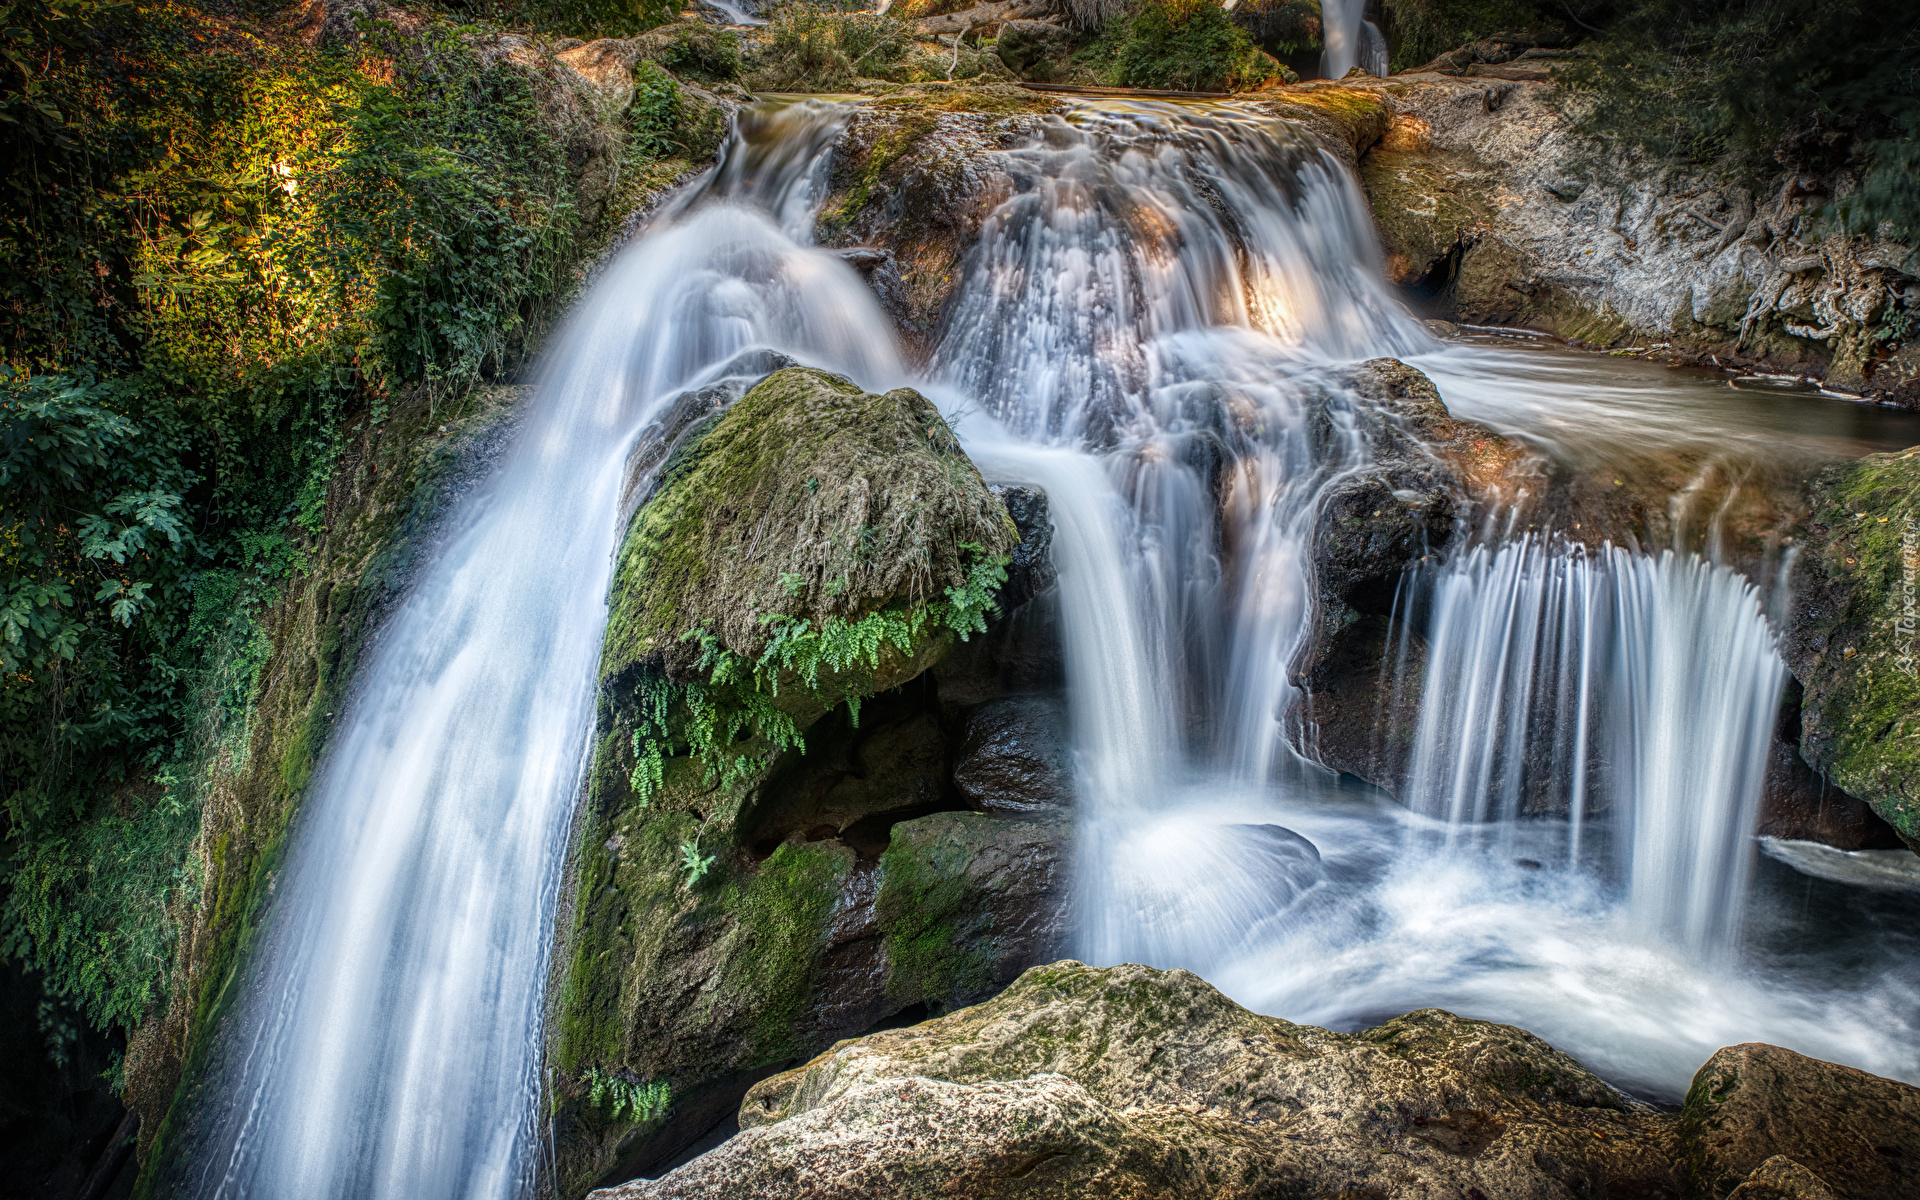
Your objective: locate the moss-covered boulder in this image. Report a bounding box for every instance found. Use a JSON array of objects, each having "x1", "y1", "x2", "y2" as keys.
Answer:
[
  {"x1": 1678, "y1": 1042, "x2": 1920, "y2": 1199},
  {"x1": 602, "y1": 365, "x2": 1016, "y2": 686},
  {"x1": 550, "y1": 367, "x2": 1073, "y2": 1195},
  {"x1": 596, "y1": 960, "x2": 1678, "y2": 1198},
  {"x1": 1784, "y1": 449, "x2": 1920, "y2": 850}
]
